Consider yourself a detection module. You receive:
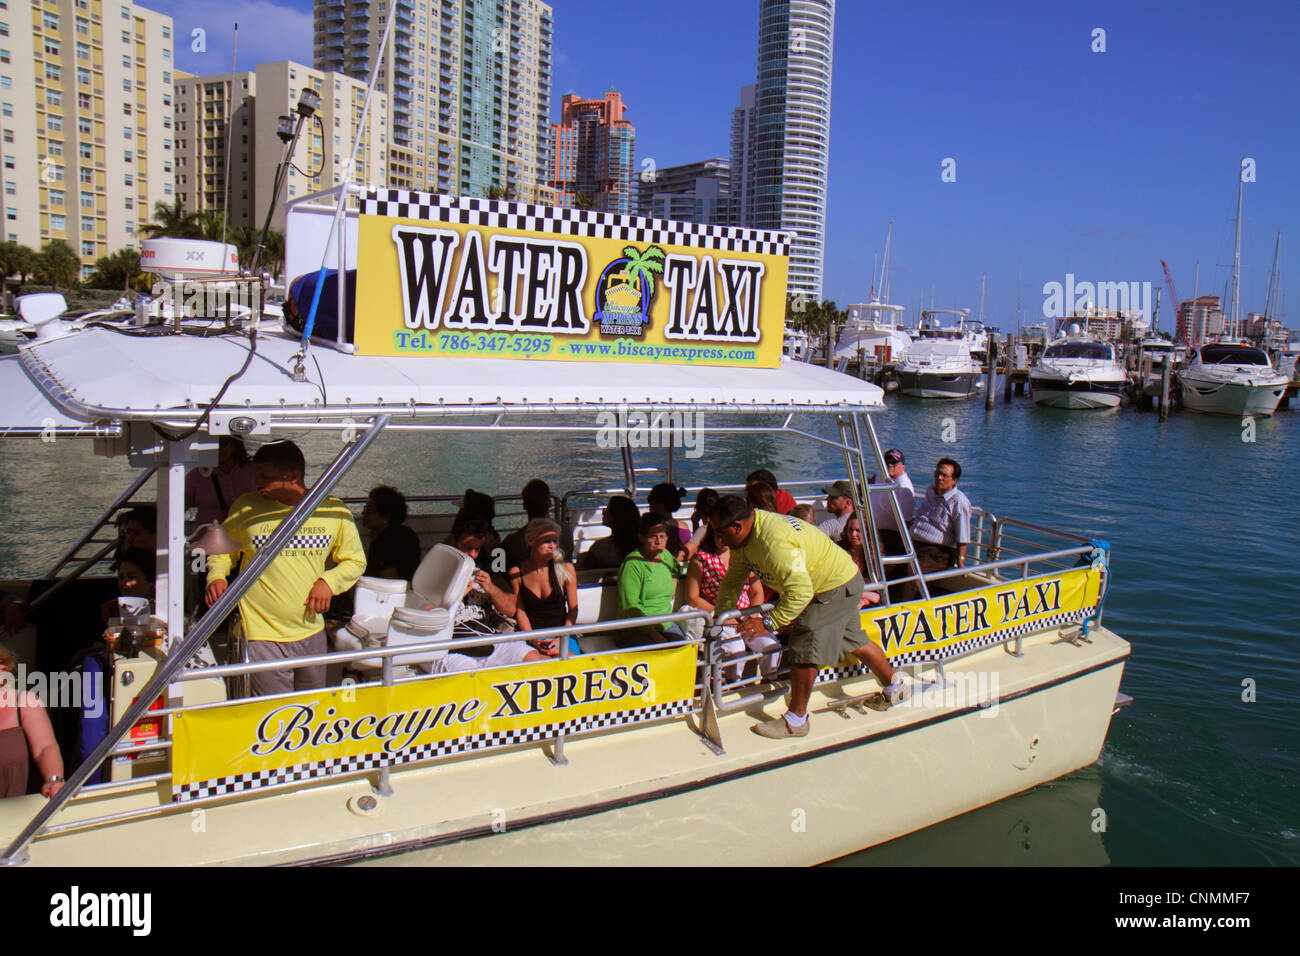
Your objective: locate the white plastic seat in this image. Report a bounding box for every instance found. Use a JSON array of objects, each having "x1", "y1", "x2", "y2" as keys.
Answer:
[{"x1": 384, "y1": 544, "x2": 475, "y2": 669}]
